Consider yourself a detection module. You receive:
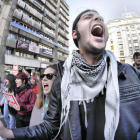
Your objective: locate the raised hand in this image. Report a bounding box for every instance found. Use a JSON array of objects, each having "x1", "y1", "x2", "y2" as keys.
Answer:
[{"x1": 0, "y1": 120, "x2": 14, "y2": 138}]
